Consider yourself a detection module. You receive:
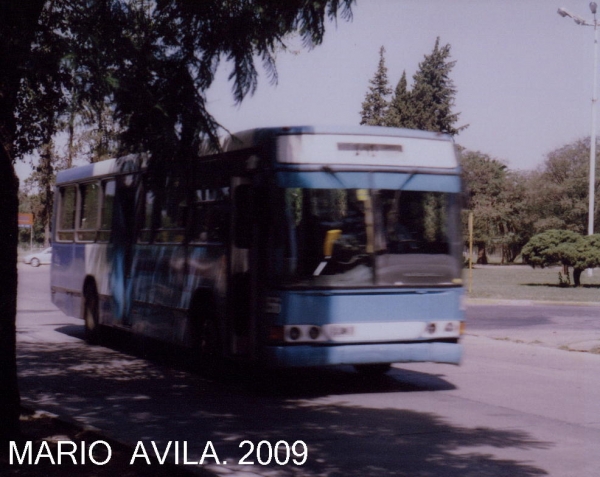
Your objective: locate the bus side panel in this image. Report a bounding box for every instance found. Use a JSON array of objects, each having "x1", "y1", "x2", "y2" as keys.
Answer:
[
  {"x1": 50, "y1": 242, "x2": 86, "y2": 319},
  {"x1": 85, "y1": 244, "x2": 112, "y2": 325},
  {"x1": 129, "y1": 244, "x2": 227, "y2": 345},
  {"x1": 51, "y1": 242, "x2": 112, "y2": 321}
]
